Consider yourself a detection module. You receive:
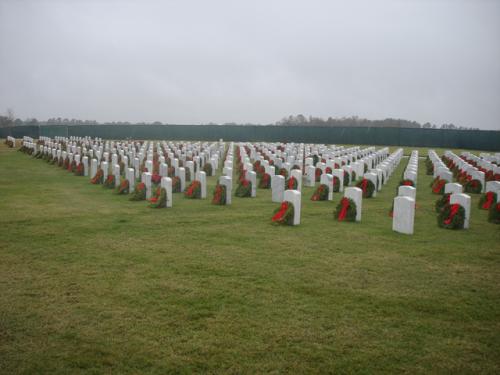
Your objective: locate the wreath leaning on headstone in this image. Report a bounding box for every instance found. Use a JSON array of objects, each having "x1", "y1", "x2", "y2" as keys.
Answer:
[
  {"x1": 356, "y1": 178, "x2": 375, "y2": 198},
  {"x1": 185, "y1": 180, "x2": 201, "y2": 199},
  {"x1": 286, "y1": 176, "x2": 298, "y2": 190},
  {"x1": 399, "y1": 179, "x2": 415, "y2": 187},
  {"x1": 235, "y1": 179, "x2": 252, "y2": 197},
  {"x1": 464, "y1": 179, "x2": 482, "y2": 194},
  {"x1": 271, "y1": 201, "x2": 295, "y2": 225},
  {"x1": 212, "y1": 184, "x2": 227, "y2": 205},
  {"x1": 103, "y1": 174, "x2": 115, "y2": 189},
  {"x1": 479, "y1": 191, "x2": 497, "y2": 210},
  {"x1": 172, "y1": 176, "x2": 181, "y2": 193},
  {"x1": 116, "y1": 179, "x2": 129, "y2": 195},
  {"x1": 259, "y1": 173, "x2": 271, "y2": 189},
  {"x1": 311, "y1": 184, "x2": 329, "y2": 201},
  {"x1": 130, "y1": 182, "x2": 146, "y2": 201},
  {"x1": 149, "y1": 187, "x2": 167, "y2": 208},
  {"x1": 430, "y1": 177, "x2": 446, "y2": 194},
  {"x1": 335, "y1": 197, "x2": 357, "y2": 222},
  {"x1": 488, "y1": 203, "x2": 500, "y2": 224},
  {"x1": 435, "y1": 193, "x2": 451, "y2": 213},
  {"x1": 437, "y1": 203, "x2": 465, "y2": 229},
  {"x1": 90, "y1": 168, "x2": 104, "y2": 185},
  {"x1": 343, "y1": 170, "x2": 350, "y2": 186}
]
